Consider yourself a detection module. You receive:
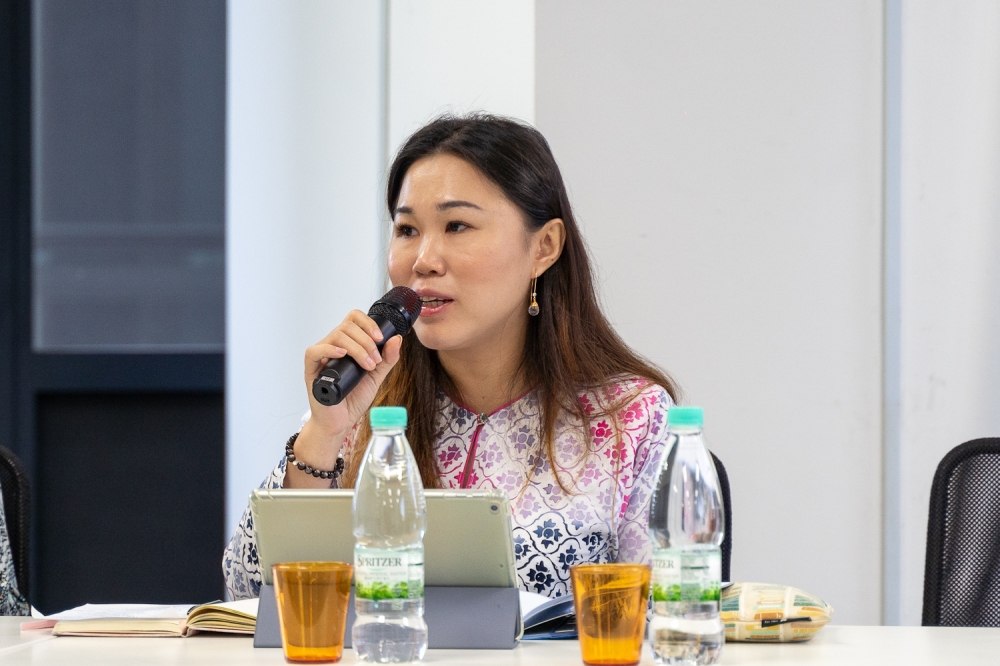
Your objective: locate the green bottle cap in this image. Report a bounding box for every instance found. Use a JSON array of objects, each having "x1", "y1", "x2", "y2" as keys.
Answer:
[
  {"x1": 369, "y1": 406, "x2": 407, "y2": 428},
  {"x1": 668, "y1": 406, "x2": 704, "y2": 428}
]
